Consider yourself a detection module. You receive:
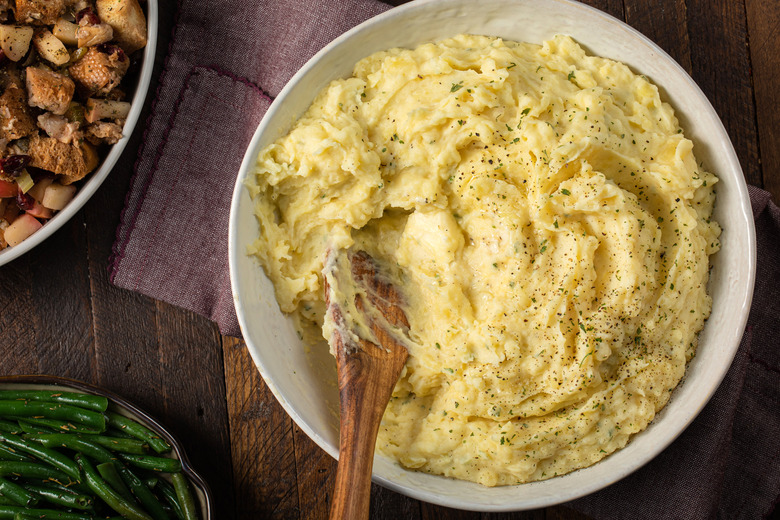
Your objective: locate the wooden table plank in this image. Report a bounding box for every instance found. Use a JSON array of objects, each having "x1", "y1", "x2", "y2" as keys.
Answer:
[
  {"x1": 624, "y1": 0, "x2": 690, "y2": 72},
  {"x1": 685, "y1": 0, "x2": 761, "y2": 188},
  {"x1": 155, "y1": 303, "x2": 234, "y2": 514},
  {"x1": 0, "y1": 214, "x2": 93, "y2": 377},
  {"x1": 224, "y1": 335, "x2": 300, "y2": 518},
  {"x1": 745, "y1": 0, "x2": 780, "y2": 200}
]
